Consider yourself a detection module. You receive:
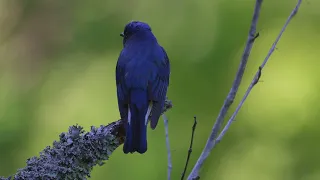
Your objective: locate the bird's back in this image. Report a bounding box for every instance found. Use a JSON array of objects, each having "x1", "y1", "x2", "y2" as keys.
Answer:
[
  {"x1": 119, "y1": 36, "x2": 165, "y2": 89},
  {"x1": 116, "y1": 22, "x2": 170, "y2": 153}
]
